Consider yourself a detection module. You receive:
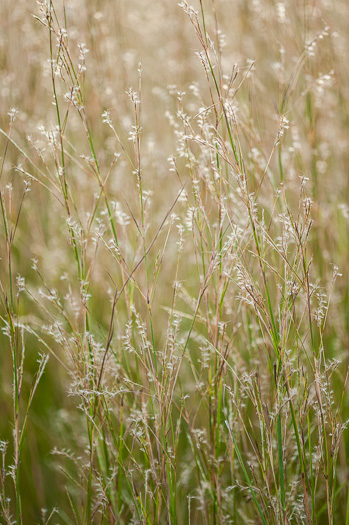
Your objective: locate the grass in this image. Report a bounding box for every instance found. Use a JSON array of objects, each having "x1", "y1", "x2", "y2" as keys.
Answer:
[{"x1": 0, "y1": 0, "x2": 348, "y2": 523}]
